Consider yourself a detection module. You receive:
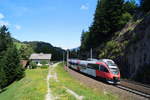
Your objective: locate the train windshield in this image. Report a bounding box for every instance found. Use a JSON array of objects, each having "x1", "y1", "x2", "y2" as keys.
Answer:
[
  {"x1": 106, "y1": 61, "x2": 116, "y2": 66},
  {"x1": 110, "y1": 68, "x2": 119, "y2": 75}
]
